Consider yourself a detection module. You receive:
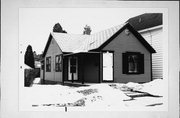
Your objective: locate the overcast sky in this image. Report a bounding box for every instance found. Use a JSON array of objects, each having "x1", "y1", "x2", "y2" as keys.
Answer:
[{"x1": 19, "y1": 8, "x2": 164, "y2": 54}]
